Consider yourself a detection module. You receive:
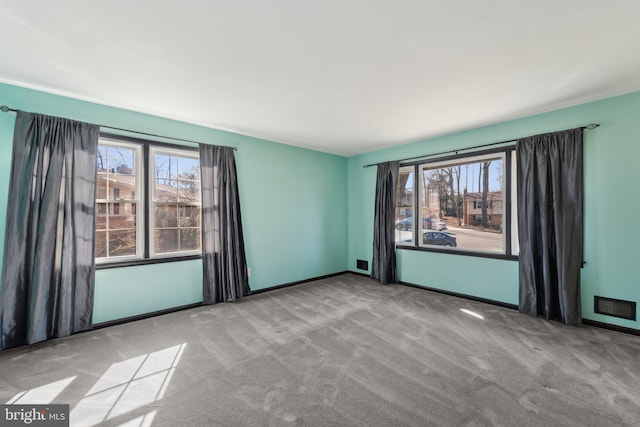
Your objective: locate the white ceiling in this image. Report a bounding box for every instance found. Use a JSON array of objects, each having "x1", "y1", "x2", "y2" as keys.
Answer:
[{"x1": 1, "y1": 1, "x2": 640, "y2": 156}]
